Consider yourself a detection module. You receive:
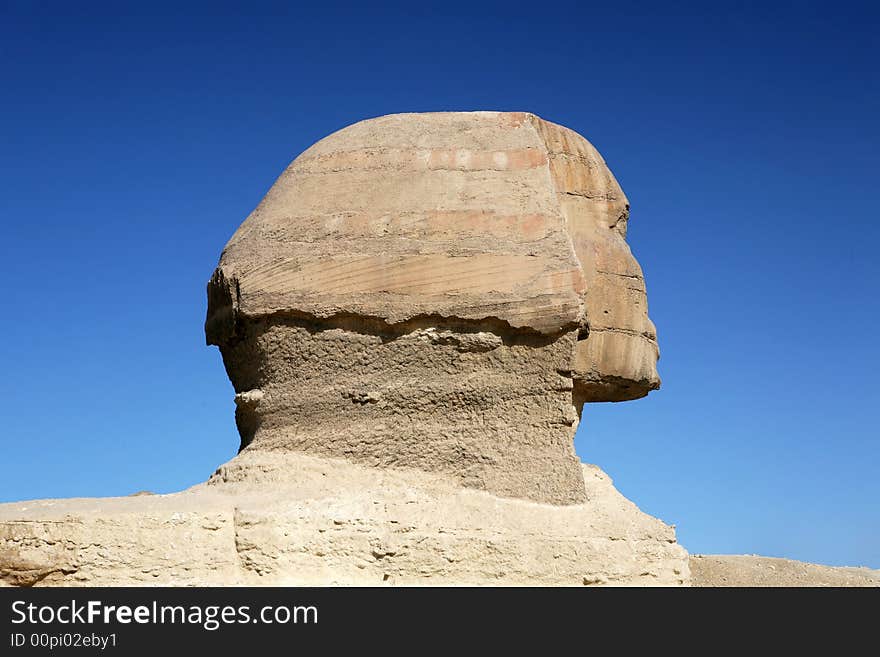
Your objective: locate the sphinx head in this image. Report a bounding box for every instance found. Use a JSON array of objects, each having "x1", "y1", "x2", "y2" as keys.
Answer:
[{"x1": 206, "y1": 112, "x2": 659, "y2": 504}]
